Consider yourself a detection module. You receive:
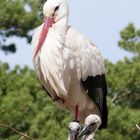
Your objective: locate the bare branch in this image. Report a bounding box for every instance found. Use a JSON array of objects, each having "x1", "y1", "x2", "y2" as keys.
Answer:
[
  {"x1": 111, "y1": 78, "x2": 133, "y2": 103},
  {"x1": 0, "y1": 123, "x2": 34, "y2": 140},
  {"x1": 136, "y1": 124, "x2": 140, "y2": 131},
  {"x1": 18, "y1": 136, "x2": 25, "y2": 140}
]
